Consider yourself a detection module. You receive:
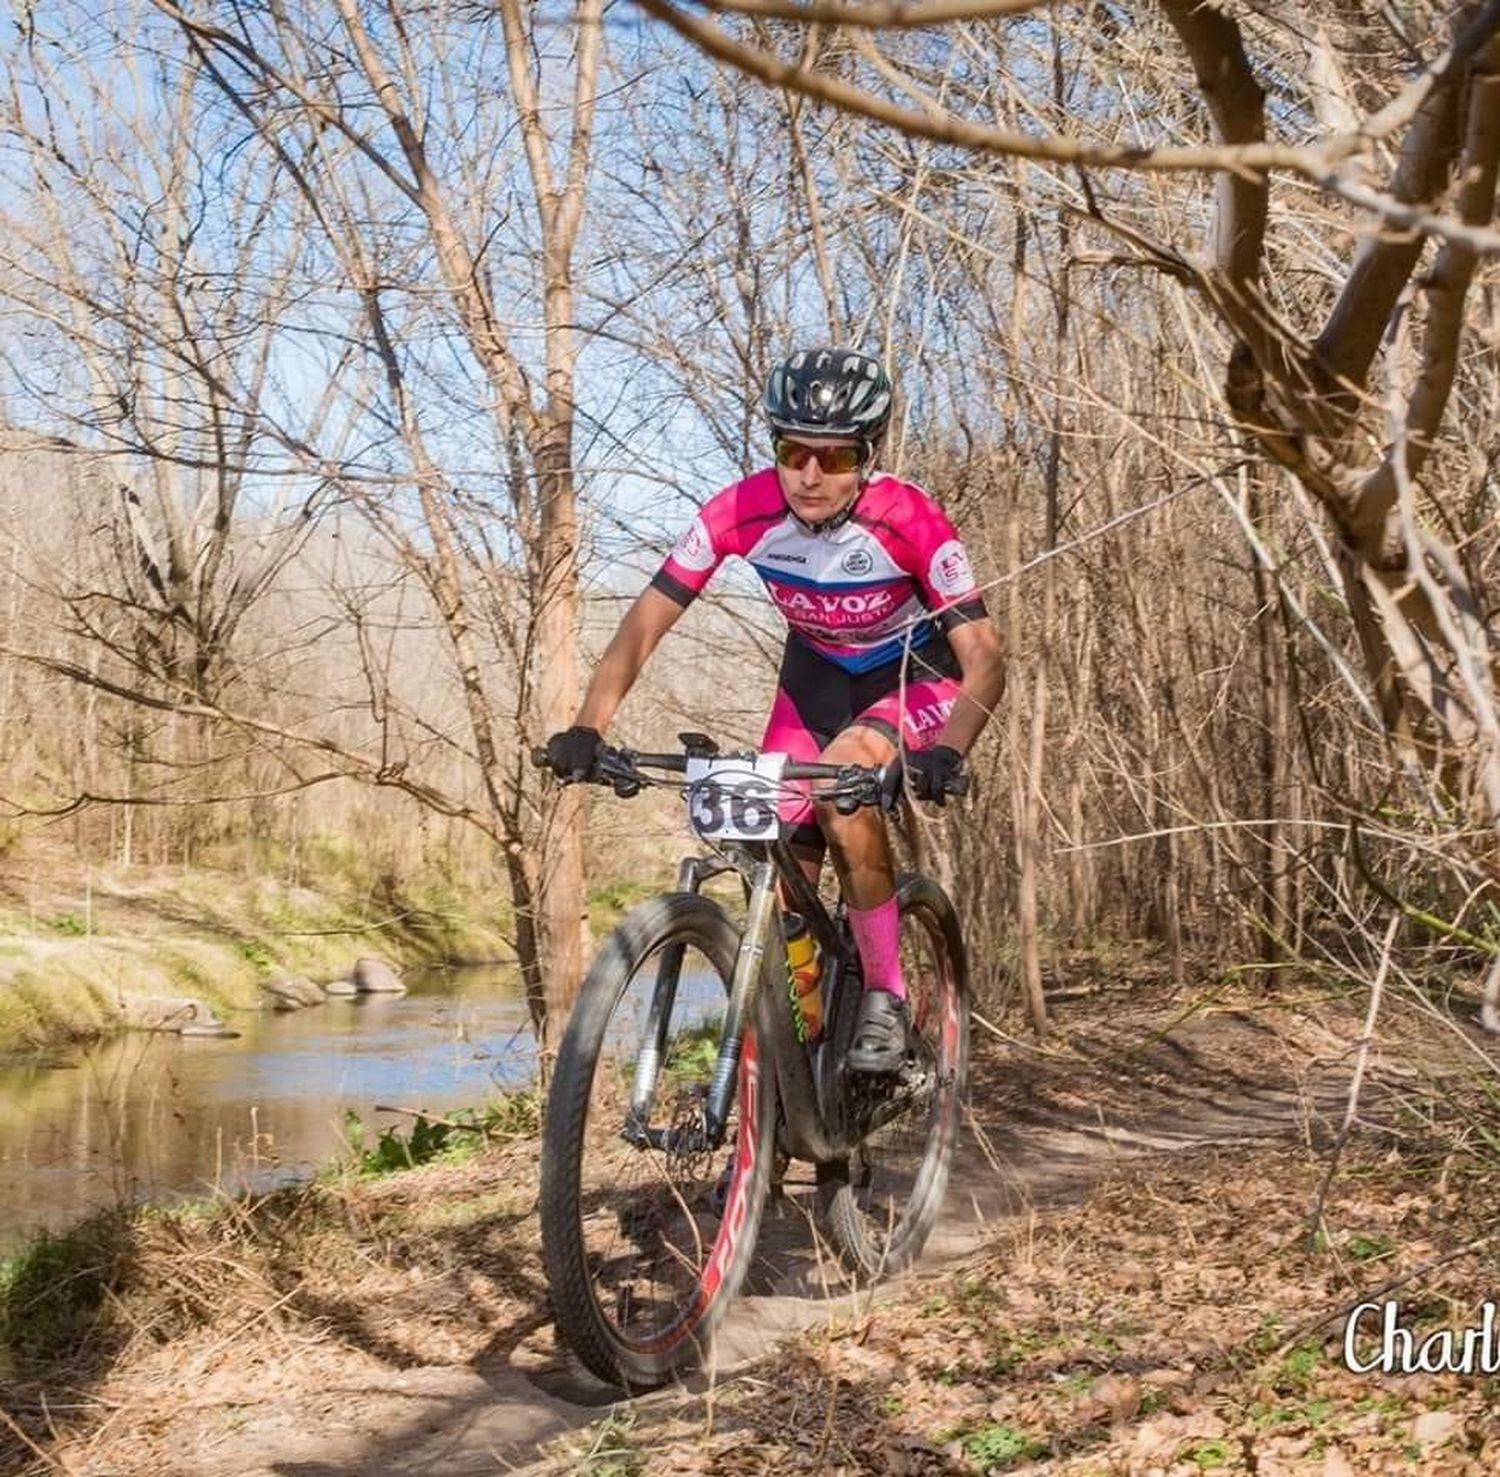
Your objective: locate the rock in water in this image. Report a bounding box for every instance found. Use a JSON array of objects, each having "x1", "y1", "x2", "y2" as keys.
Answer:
[
  {"x1": 119, "y1": 995, "x2": 237, "y2": 1037},
  {"x1": 261, "y1": 974, "x2": 326, "y2": 1010},
  {"x1": 353, "y1": 956, "x2": 406, "y2": 994}
]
